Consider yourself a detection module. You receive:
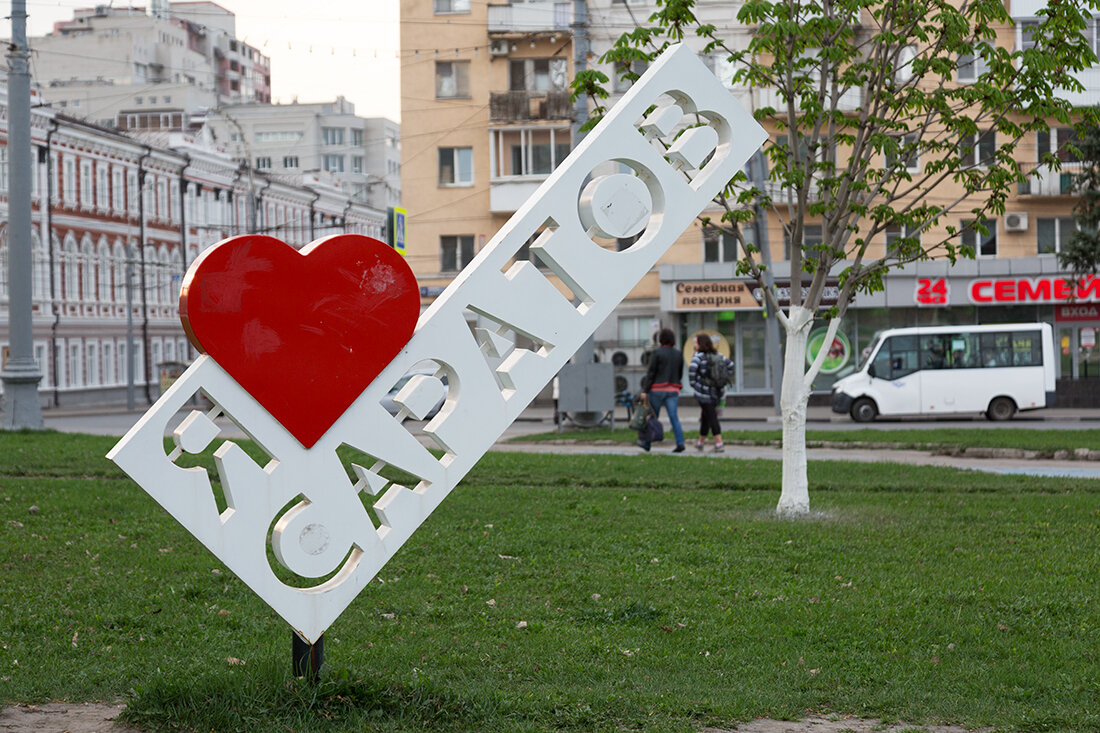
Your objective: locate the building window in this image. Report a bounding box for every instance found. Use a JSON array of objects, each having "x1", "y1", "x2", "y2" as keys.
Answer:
[
  {"x1": 255, "y1": 156, "x2": 272, "y2": 170},
  {"x1": 322, "y1": 127, "x2": 345, "y2": 146},
  {"x1": 1019, "y1": 19, "x2": 1039, "y2": 51},
  {"x1": 1038, "y1": 127, "x2": 1081, "y2": 164},
  {"x1": 885, "y1": 224, "x2": 920, "y2": 257},
  {"x1": 703, "y1": 53, "x2": 736, "y2": 87},
  {"x1": 255, "y1": 131, "x2": 303, "y2": 143},
  {"x1": 613, "y1": 60, "x2": 648, "y2": 93},
  {"x1": 703, "y1": 226, "x2": 738, "y2": 263},
  {"x1": 87, "y1": 343, "x2": 98, "y2": 386},
  {"x1": 434, "y1": 0, "x2": 470, "y2": 13},
  {"x1": 112, "y1": 168, "x2": 124, "y2": 212},
  {"x1": 509, "y1": 143, "x2": 570, "y2": 176},
  {"x1": 619, "y1": 316, "x2": 652, "y2": 347},
  {"x1": 962, "y1": 218, "x2": 997, "y2": 257},
  {"x1": 438, "y1": 147, "x2": 474, "y2": 186},
  {"x1": 958, "y1": 130, "x2": 995, "y2": 168},
  {"x1": 956, "y1": 48, "x2": 989, "y2": 82},
  {"x1": 80, "y1": 161, "x2": 93, "y2": 207},
  {"x1": 884, "y1": 133, "x2": 920, "y2": 172},
  {"x1": 435, "y1": 61, "x2": 471, "y2": 99},
  {"x1": 127, "y1": 171, "x2": 138, "y2": 213},
  {"x1": 63, "y1": 158, "x2": 77, "y2": 204},
  {"x1": 351, "y1": 129, "x2": 364, "y2": 146},
  {"x1": 509, "y1": 58, "x2": 568, "y2": 91},
  {"x1": 441, "y1": 235, "x2": 475, "y2": 272},
  {"x1": 70, "y1": 342, "x2": 82, "y2": 387},
  {"x1": 351, "y1": 156, "x2": 364, "y2": 174},
  {"x1": 283, "y1": 155, "x2": 299, "y2": 169},
  {"x1": 1037, "y1": 217, "x2": 1077, "y2": 255},
  {"x1": 94, "y1": 165, "x2": 109, "y2": 208},
  {"x1": 783, "y1": 224, "x2": 823, "y2": 260},
  {"x1": 322, "y1": 154, "x2": 345, "y2": 173},
  {"x1": 0, "y1": 147, "x2": 9, "y2": 192}
]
